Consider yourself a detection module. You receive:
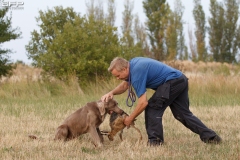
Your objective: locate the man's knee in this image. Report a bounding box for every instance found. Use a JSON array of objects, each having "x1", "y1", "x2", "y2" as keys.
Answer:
[{"x1": 173, "y1": 112, "x2": 193, "y2": 125}]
